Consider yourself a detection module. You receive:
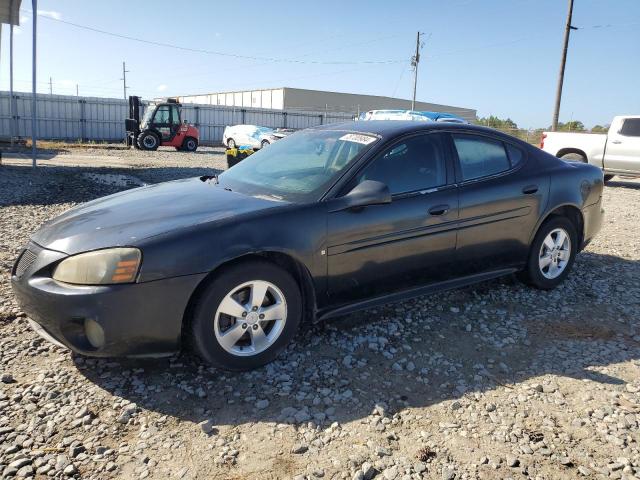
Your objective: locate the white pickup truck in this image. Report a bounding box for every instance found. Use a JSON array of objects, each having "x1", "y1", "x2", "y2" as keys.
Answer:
[{"x1": 541, "y1": 115, "x2": 640, "y2": 181}]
